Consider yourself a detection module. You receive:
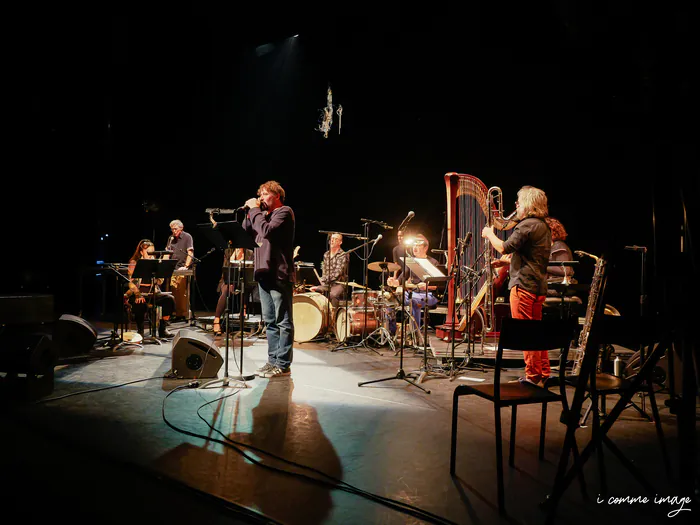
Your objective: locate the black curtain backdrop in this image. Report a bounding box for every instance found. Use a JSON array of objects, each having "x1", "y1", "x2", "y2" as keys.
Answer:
[{"x1": 8, "y1": 3, "x2": 695, "y2": 321}]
